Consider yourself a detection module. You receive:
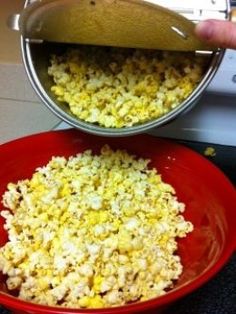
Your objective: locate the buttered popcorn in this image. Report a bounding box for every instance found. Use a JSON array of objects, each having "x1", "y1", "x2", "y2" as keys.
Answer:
[
  {"x1": 48, "y1": 47, "x2": 207, "y2": 128},
  {"x1": 0, "y1": 146, "x2": 193, "y2": 308}
]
